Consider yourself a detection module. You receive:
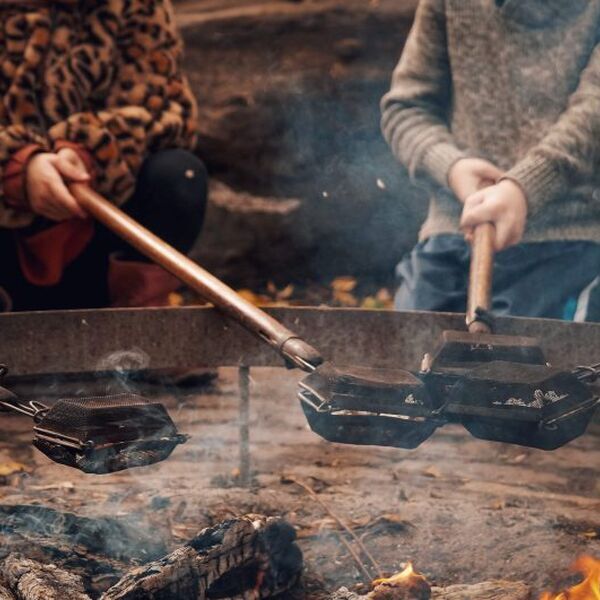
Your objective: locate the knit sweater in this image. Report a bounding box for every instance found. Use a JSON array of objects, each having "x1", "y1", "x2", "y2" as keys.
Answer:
[{"x1": 381, "y1": 0, "x2": 600, "y2": 244}]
